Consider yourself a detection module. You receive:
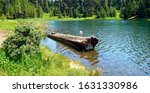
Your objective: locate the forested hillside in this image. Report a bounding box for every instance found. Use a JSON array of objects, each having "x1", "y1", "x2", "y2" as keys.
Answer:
[
  {"x1": 0, "y1": 0, "x2": 50, "y2": 18},
  {"x1": 0, "y1": 0, "x2": 150, "y2": 19}
]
